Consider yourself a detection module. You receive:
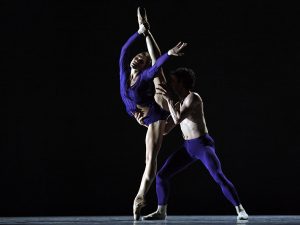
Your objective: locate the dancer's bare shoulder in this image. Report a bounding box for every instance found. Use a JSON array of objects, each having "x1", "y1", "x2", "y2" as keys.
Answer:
[
  {"x1": 184, "y1": 92, "x2": 203, "y2": 109},
  {"x1": 192, "y1": 92, "x2": 203, "y2": 102}
]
